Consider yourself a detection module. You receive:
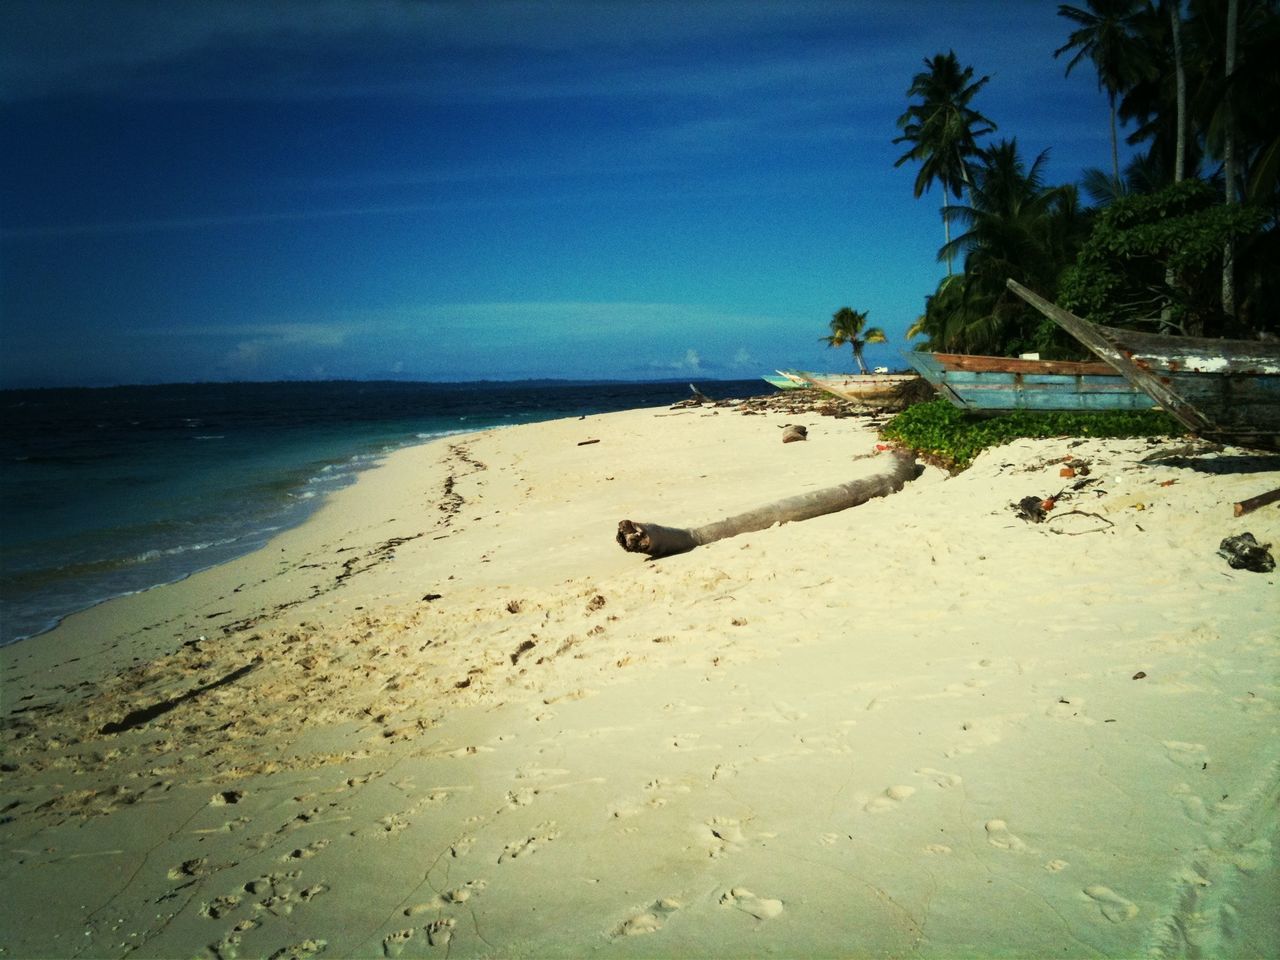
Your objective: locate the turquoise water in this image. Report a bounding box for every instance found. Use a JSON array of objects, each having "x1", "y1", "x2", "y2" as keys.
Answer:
[{"x1": 0, "y1": 379, "x2": 768, "y2": 645}]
